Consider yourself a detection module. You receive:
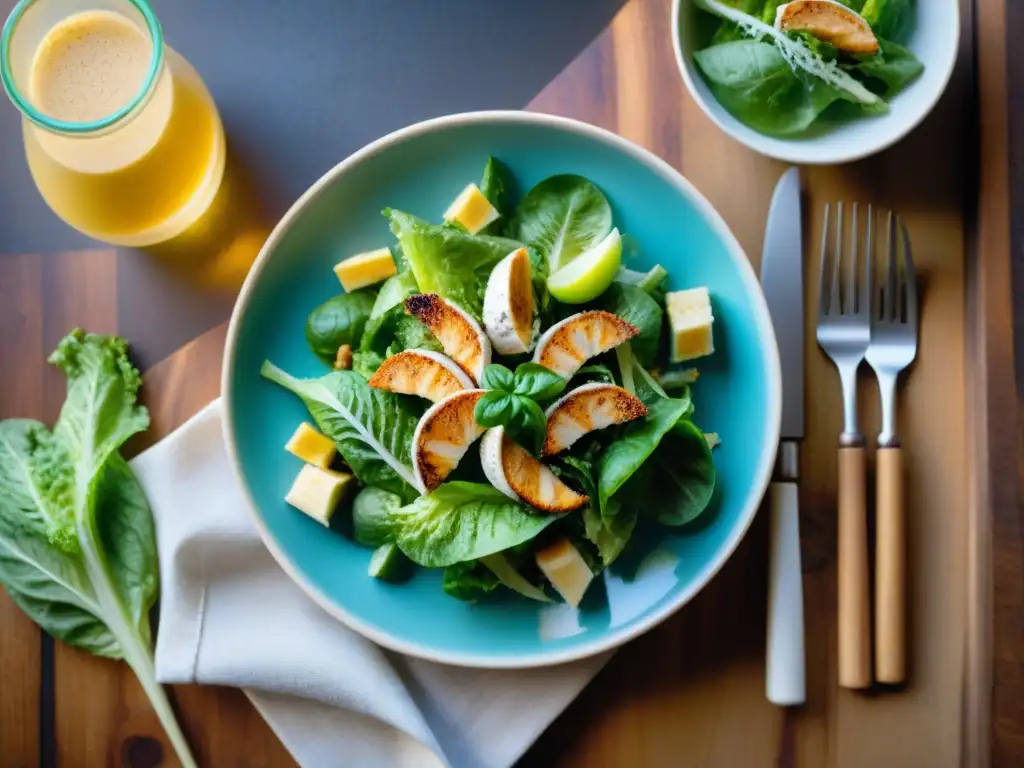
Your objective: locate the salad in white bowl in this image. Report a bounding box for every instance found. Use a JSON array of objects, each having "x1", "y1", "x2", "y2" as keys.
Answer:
[{"x1": 260, "y1": 157, "x2": 721, "y2": 608}]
